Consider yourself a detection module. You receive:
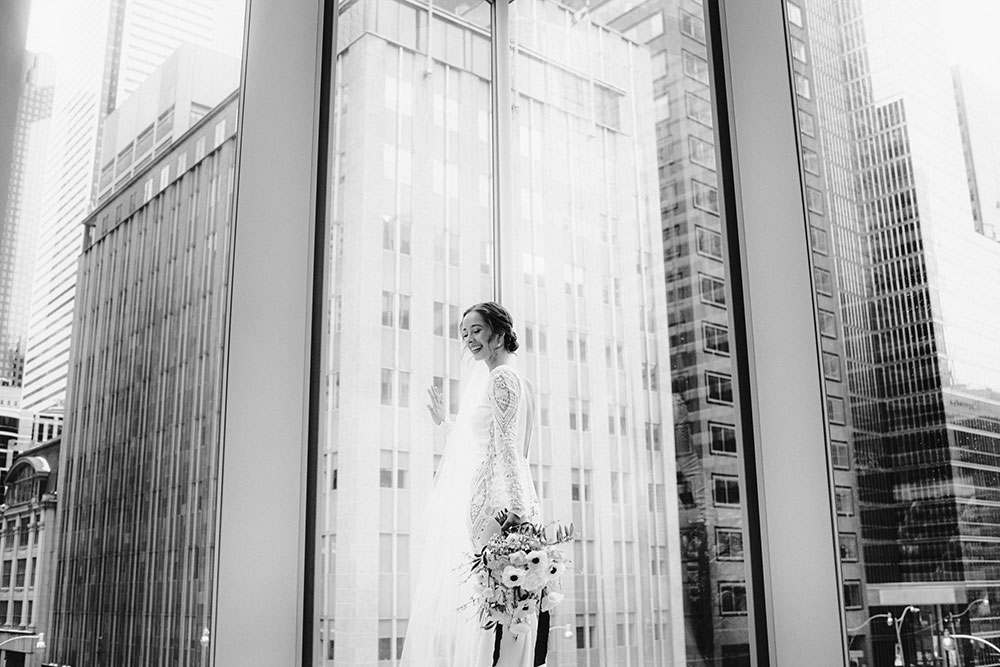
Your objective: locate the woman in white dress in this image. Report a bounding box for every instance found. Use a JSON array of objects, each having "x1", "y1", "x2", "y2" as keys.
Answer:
[{"x1": 400, "y1": 302, "x2": 542, "y2": 667}]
